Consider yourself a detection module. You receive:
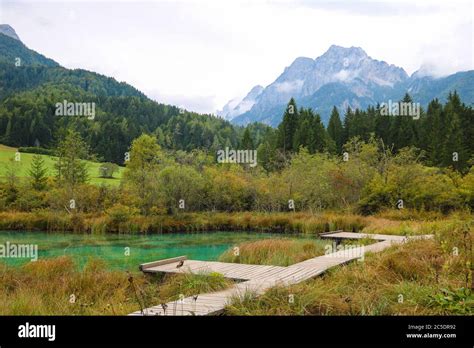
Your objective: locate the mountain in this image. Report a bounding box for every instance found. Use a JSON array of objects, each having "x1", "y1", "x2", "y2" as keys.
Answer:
[
  {"x1": 0, "y1": 24, "x2": 20, "y2": 41},
  {"x1": 0, "y1": 26, "x2": 241, "y2": 164},
  {"x1": 0, "y1": 31, "x2": 144, "y2": 100},
  {"x1": 227, "y1": 45, "x2": 473, "y2": 126},
  {"x1": 405, "y1": 70, "x2": 474, "y2": 106},
  {"x1": 218, "y1": 85, "x2": 263, "y2": 120},
  {"x1": 0, "y1": 29, "x2": 59, "y2": 68}
]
